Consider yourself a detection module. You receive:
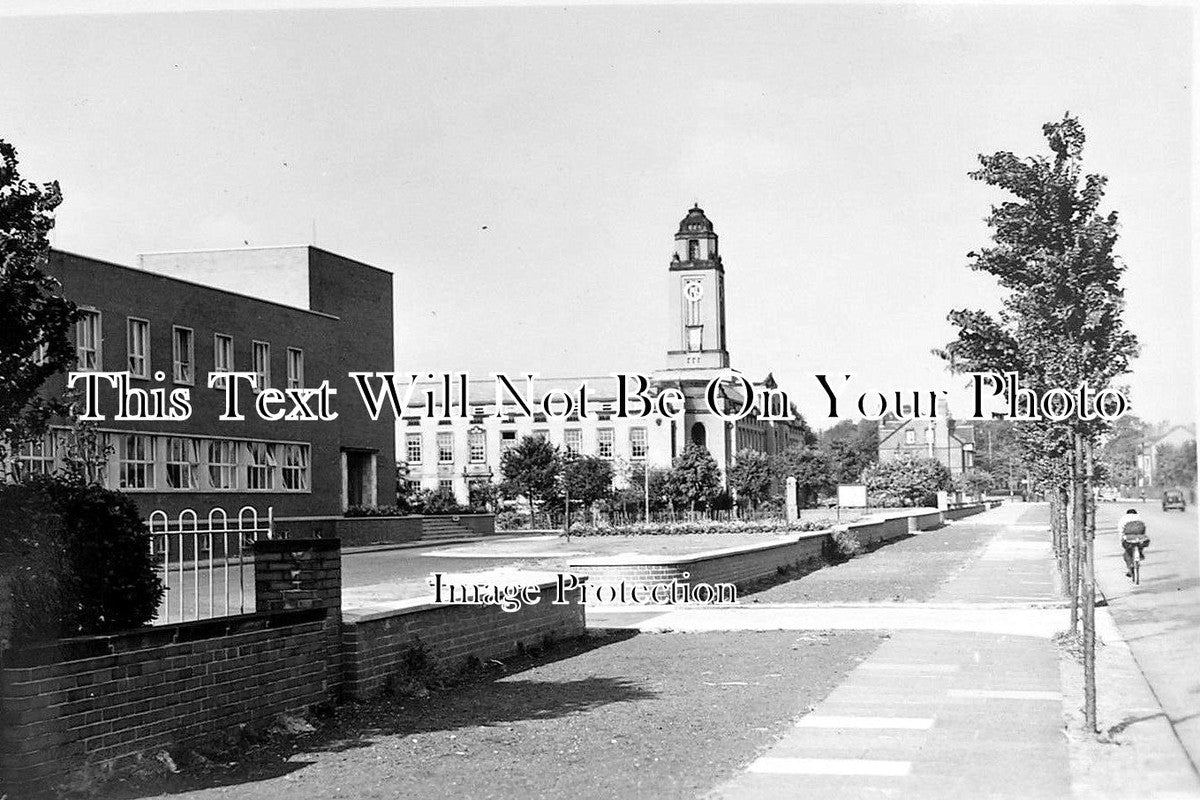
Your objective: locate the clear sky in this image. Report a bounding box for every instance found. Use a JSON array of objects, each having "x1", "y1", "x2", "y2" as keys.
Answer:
[{"x1": 0, "y1": 3, "x2": 1193, "y2": 429}]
